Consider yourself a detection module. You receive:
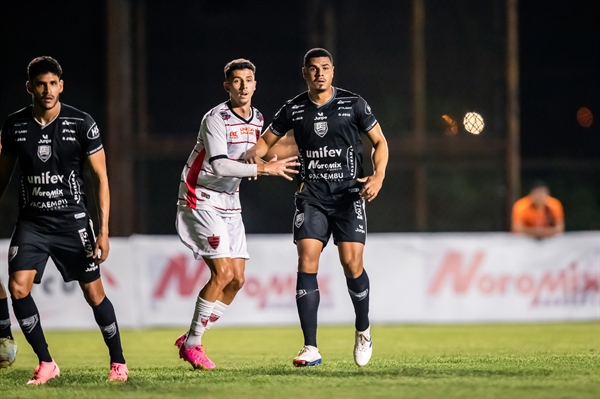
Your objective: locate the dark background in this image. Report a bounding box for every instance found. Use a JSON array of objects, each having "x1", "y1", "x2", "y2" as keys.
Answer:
[{"x1": 1, "y1": 0, "x2": 598, "y2": 237}]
